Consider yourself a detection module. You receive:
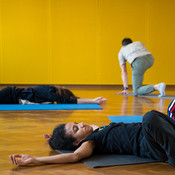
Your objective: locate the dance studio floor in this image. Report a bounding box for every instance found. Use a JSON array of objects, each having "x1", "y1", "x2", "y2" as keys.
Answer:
[{"x1": 0, "y1": 87, "x2": 175, "y2": 175}]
